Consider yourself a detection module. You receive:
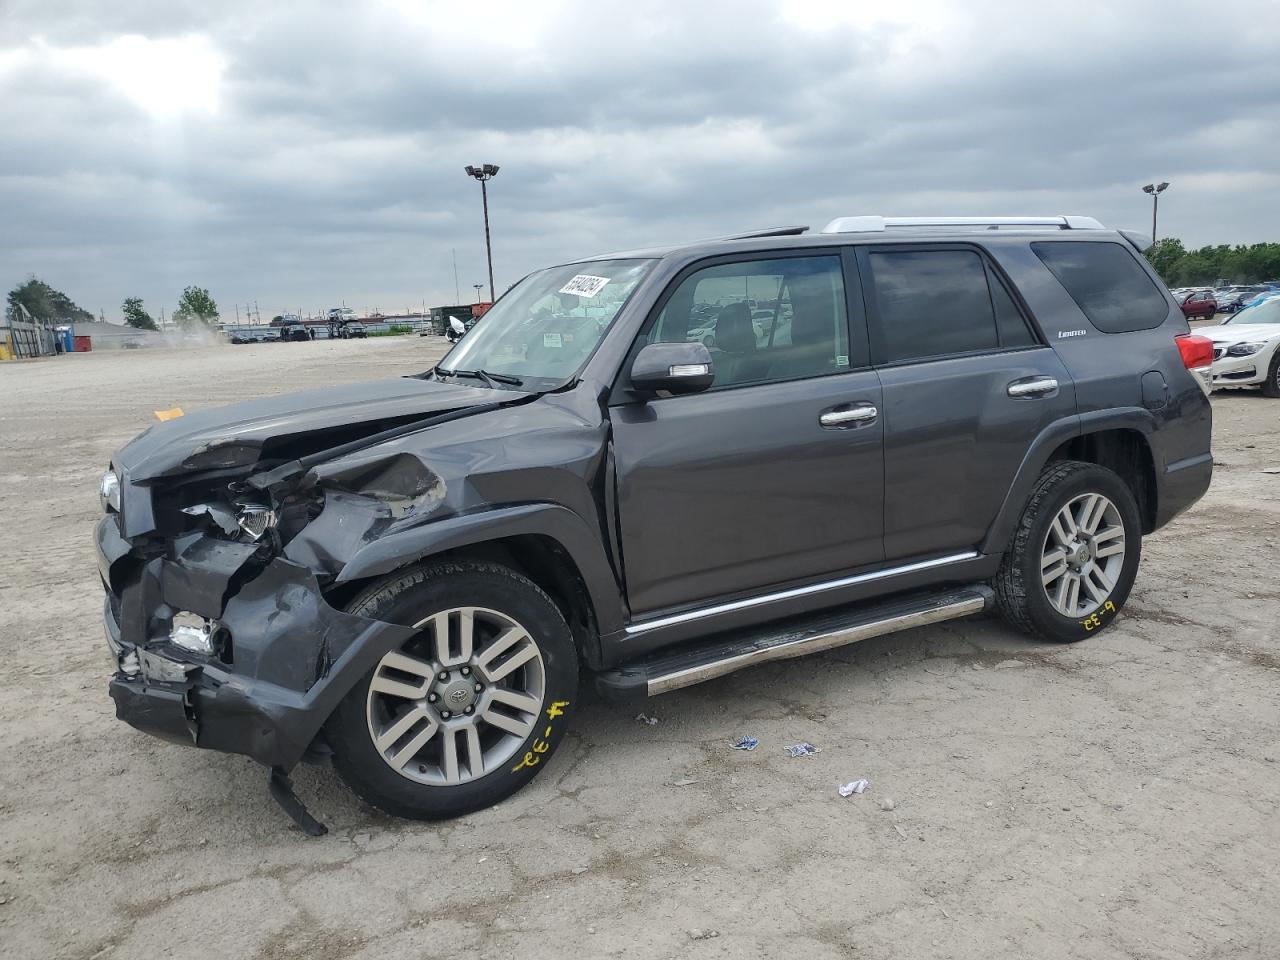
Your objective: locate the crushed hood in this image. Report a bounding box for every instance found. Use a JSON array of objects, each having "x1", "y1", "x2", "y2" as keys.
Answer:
[{"x1": 114, "y1": 376, "x2": 525, "y2": 480}]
